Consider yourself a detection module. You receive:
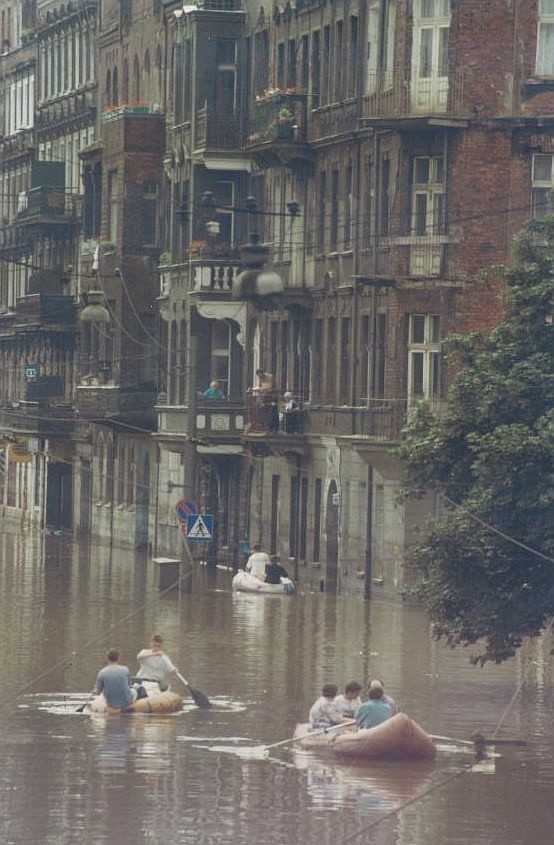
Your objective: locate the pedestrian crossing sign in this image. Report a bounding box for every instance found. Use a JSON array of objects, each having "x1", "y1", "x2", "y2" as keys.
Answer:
[{"x1": 186, "y1": 513, "x2": 214, "y2": 541}]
